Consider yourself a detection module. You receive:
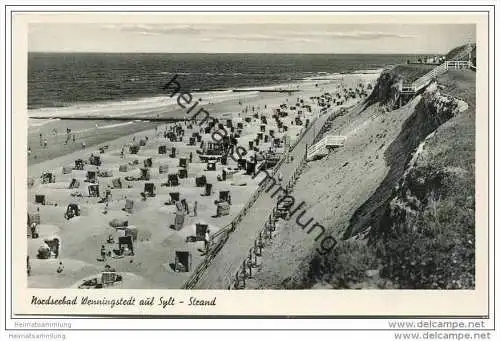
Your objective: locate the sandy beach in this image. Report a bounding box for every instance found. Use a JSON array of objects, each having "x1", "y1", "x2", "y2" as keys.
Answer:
[{"x1": 27, "y1": 71, "x2": 380, "y2": 289}]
